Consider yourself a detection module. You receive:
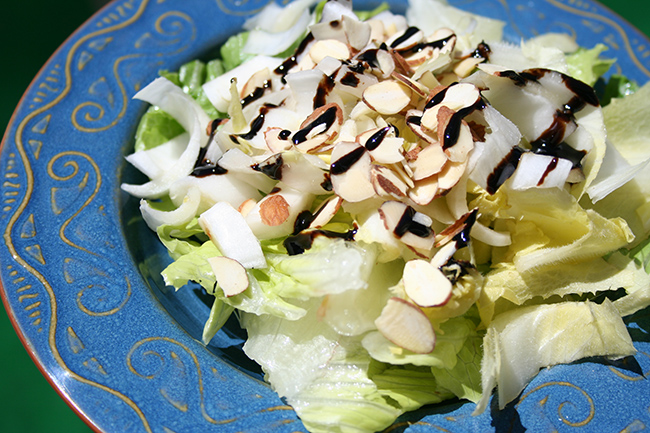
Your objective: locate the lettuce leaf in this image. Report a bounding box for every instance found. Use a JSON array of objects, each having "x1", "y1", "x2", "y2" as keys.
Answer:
[
  {"x1": 475, "y1": 300, "x2": 636, "y2": 414},
  {"x1": 566, "y1": 44, "x2": 614, "y2": 86}
]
